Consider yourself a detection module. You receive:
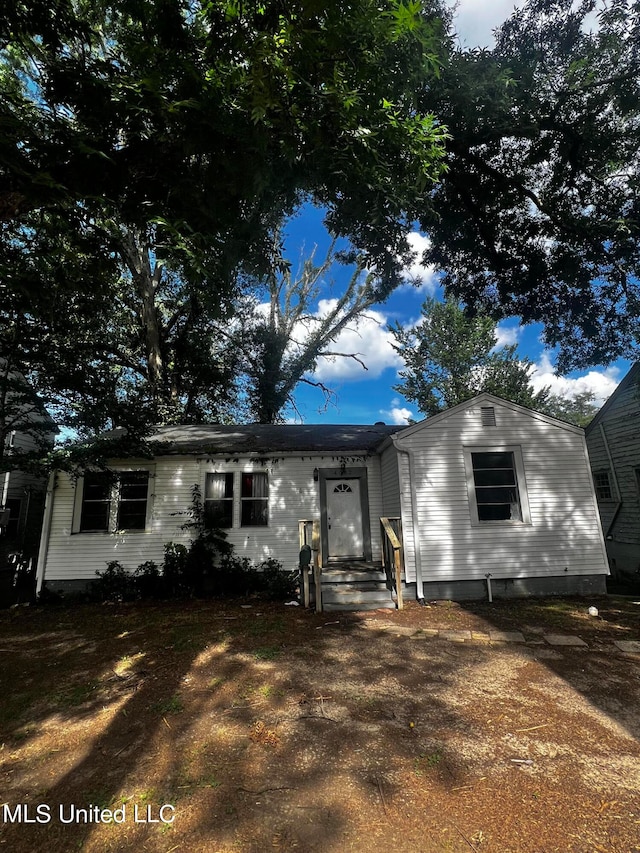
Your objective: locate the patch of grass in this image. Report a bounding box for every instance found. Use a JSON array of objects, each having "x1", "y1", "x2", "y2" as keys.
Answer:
[
  {"x1": 86, "y1": 789, "x2": 113, "y2": 810},
  {"x1": 152, "y1": 695, "x2": 184, "y2": 715},
  {"x1": 414, "y1": 751, "x2": 442, "y2": 777},
  {"x1": 54, "y1": 681, "x2": 98, "y2": 709},
  {"x1": 207, "y1": 676, "x2": 225, "y2": 690},
  {"x1": 253, "y1": 645, "x2": 281, "y2": 661}
]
